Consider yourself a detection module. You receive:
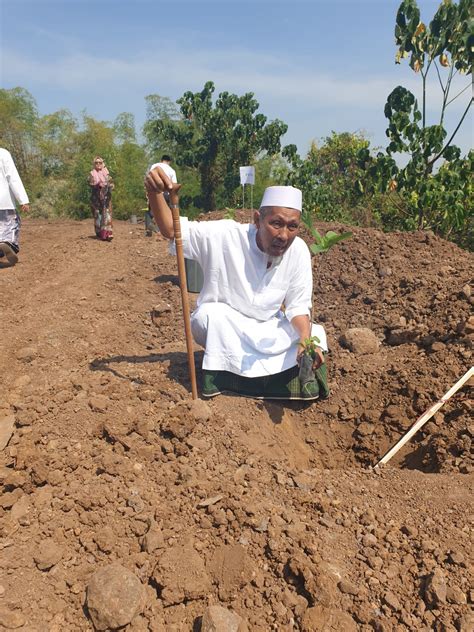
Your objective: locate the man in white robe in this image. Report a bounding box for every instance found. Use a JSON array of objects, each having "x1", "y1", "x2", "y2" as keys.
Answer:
[
  {"x1": 0, "y1": 148, "x2": 30, "y2": 265},
  {"x1": 145, "y1": 167, "x2": 328, "y2": 400}
]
